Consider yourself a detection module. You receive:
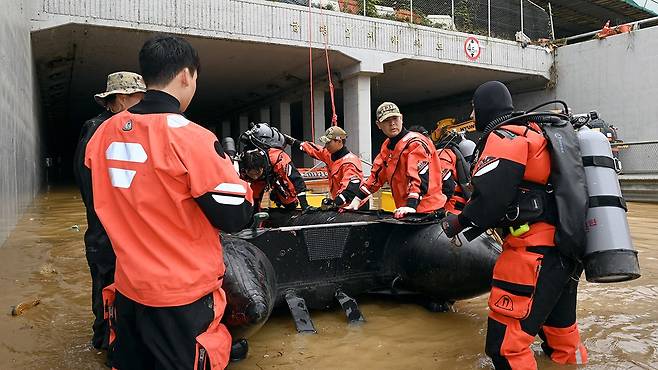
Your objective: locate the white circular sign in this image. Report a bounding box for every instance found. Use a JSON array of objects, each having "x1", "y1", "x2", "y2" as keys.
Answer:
[{"x1": 464, "y1": 37, "x2": 481, "y2": 61}]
